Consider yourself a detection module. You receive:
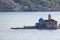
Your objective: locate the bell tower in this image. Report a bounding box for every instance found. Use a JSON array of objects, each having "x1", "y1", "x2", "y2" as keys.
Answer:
[{"x1": 48, "y1": 14, "x2": 51, "y2": 20}]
